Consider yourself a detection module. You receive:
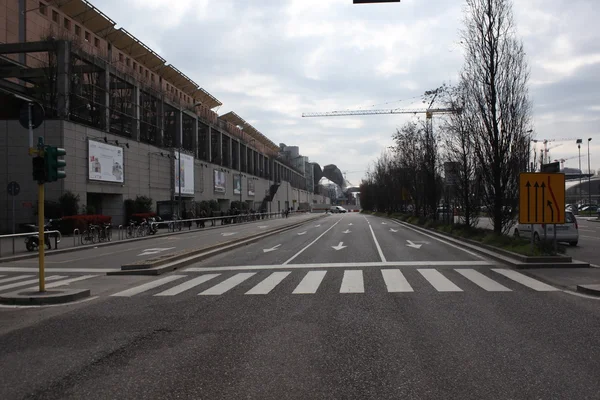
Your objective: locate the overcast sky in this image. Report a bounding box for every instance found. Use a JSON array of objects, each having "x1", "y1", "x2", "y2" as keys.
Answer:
[{"x1": 93, "y1": 0, "x2": 600, "y2": 185}]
